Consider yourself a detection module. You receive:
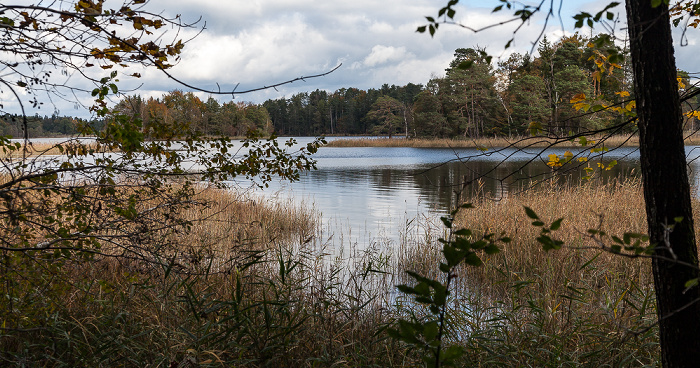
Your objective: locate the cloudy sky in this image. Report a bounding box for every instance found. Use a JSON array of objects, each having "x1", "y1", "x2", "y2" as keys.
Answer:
[{"x1": 10, "y1": 0, "x2": 700, "y2": 117}]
